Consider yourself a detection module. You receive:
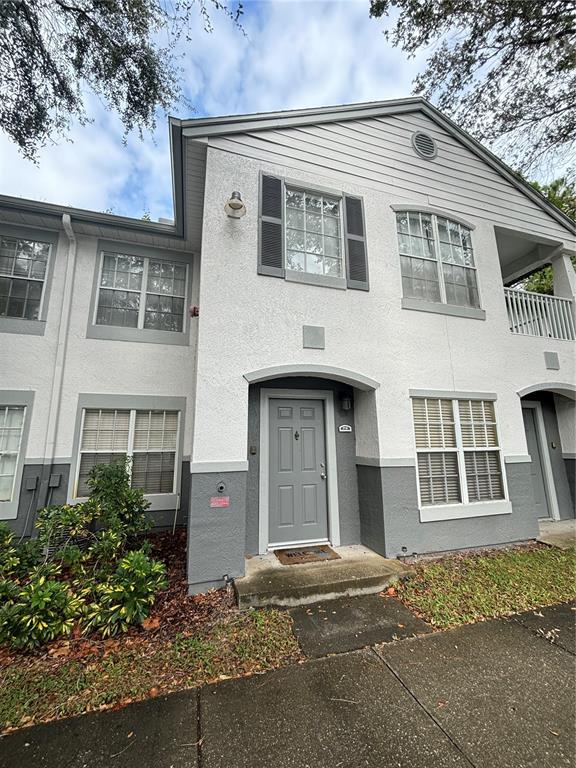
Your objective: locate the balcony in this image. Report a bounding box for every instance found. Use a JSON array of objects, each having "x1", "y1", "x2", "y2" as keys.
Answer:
[
  {"x1": 504, "y1": 288, "x2": 575, "y2": 341},
  {"x1": 496, "y1": 225, "x2": 575, "y2": 343}
]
